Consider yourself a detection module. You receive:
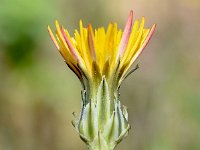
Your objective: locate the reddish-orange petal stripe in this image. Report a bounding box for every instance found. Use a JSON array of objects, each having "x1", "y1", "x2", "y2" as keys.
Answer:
[
  {"x1": 133, "y1": 24, "x2": 156, "y2": 60},
  {"x1": 118, "y1": 10, "x2": 133, "y2": 57},
  {"x1": 61, "y1": 27, "x2": 79, "y2": 61}
]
